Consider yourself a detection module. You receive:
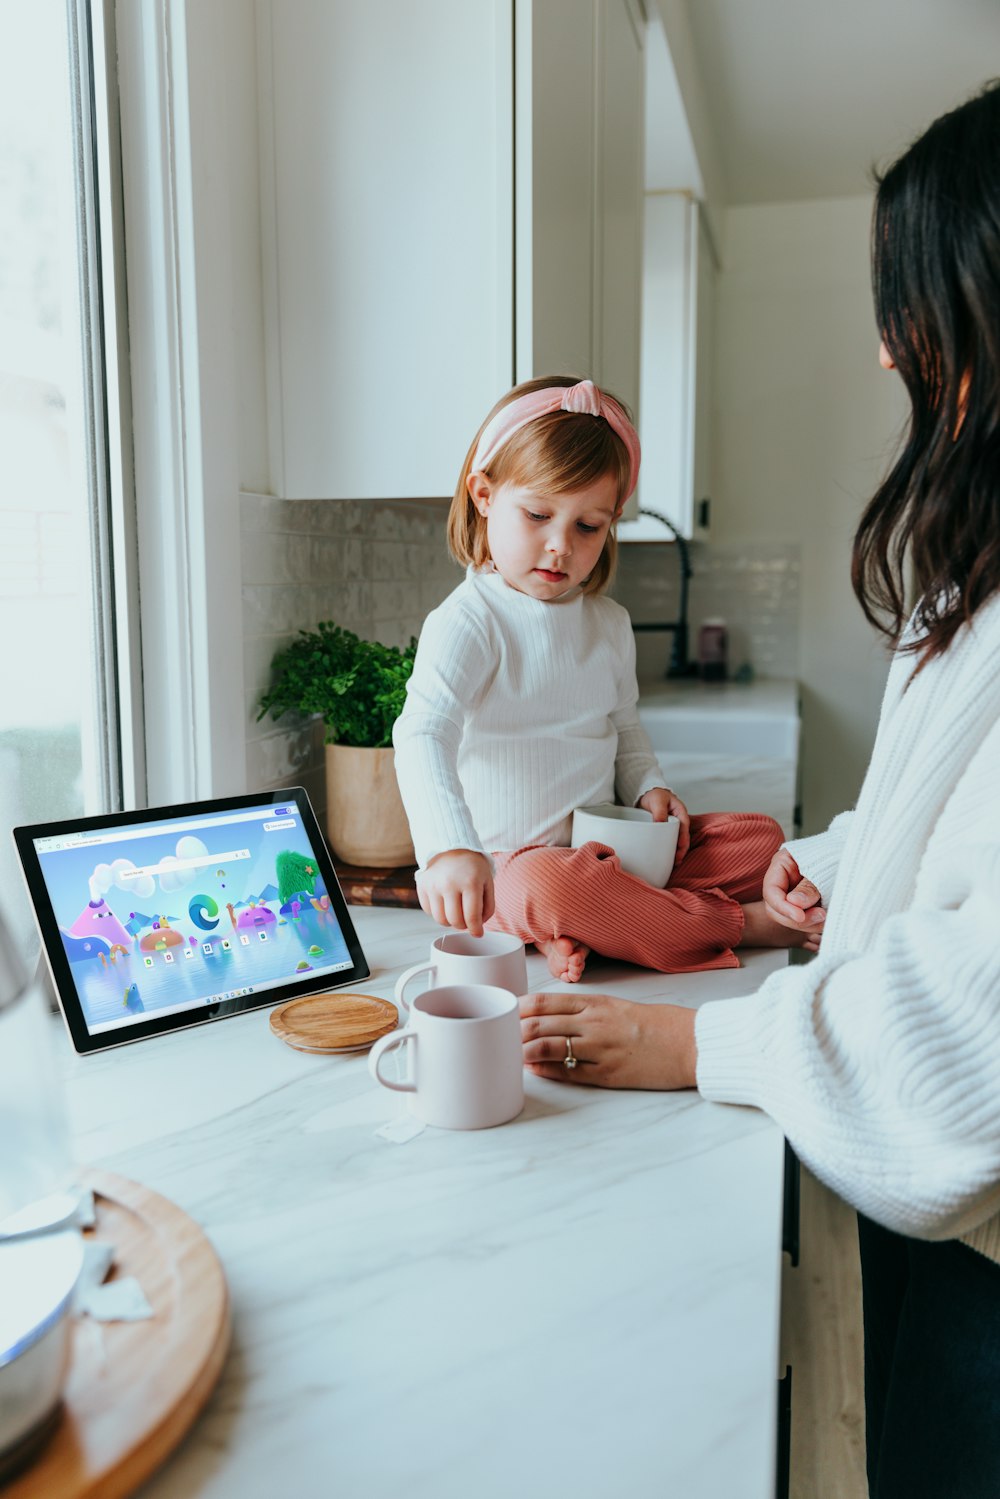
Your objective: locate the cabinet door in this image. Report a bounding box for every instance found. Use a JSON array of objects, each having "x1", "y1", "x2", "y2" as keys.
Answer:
[
  {"x1": 597, "y1": 0, "x2": 644, "y2": 421},
  {"x1": 514, "y1": 0, "x2": 597, "y2": 383},
  {"x1": 626, "y1": 192, "x2": 714, "y2": 540},
  {"x1": 634, "y1": 192, "x2": 691, "y2": 534},
  {"x1": 260, "y1": 0, "x2": 513, "y2": 500},
  {"x1": 691, "y1": 204, "x2": 715, "y2": 538},
  {"x1": 515, "y1": 0, "x2": 644, "y2": 422}
]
